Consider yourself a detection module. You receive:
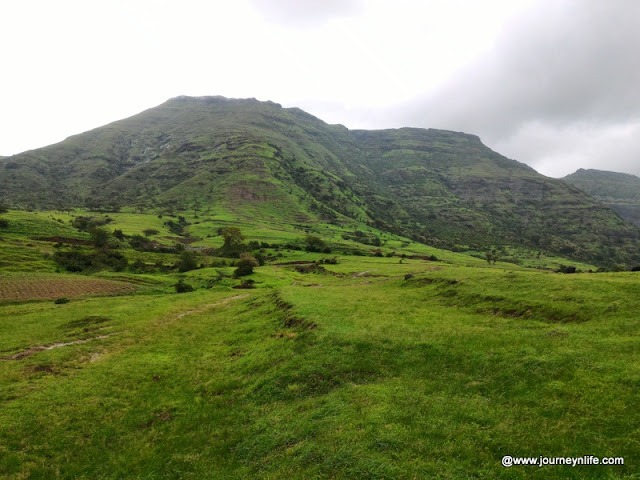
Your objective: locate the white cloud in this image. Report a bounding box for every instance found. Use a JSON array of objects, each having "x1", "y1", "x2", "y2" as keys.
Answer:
[{"x1": 2, "y1": 0, "x2": 638, "y2": 180}]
